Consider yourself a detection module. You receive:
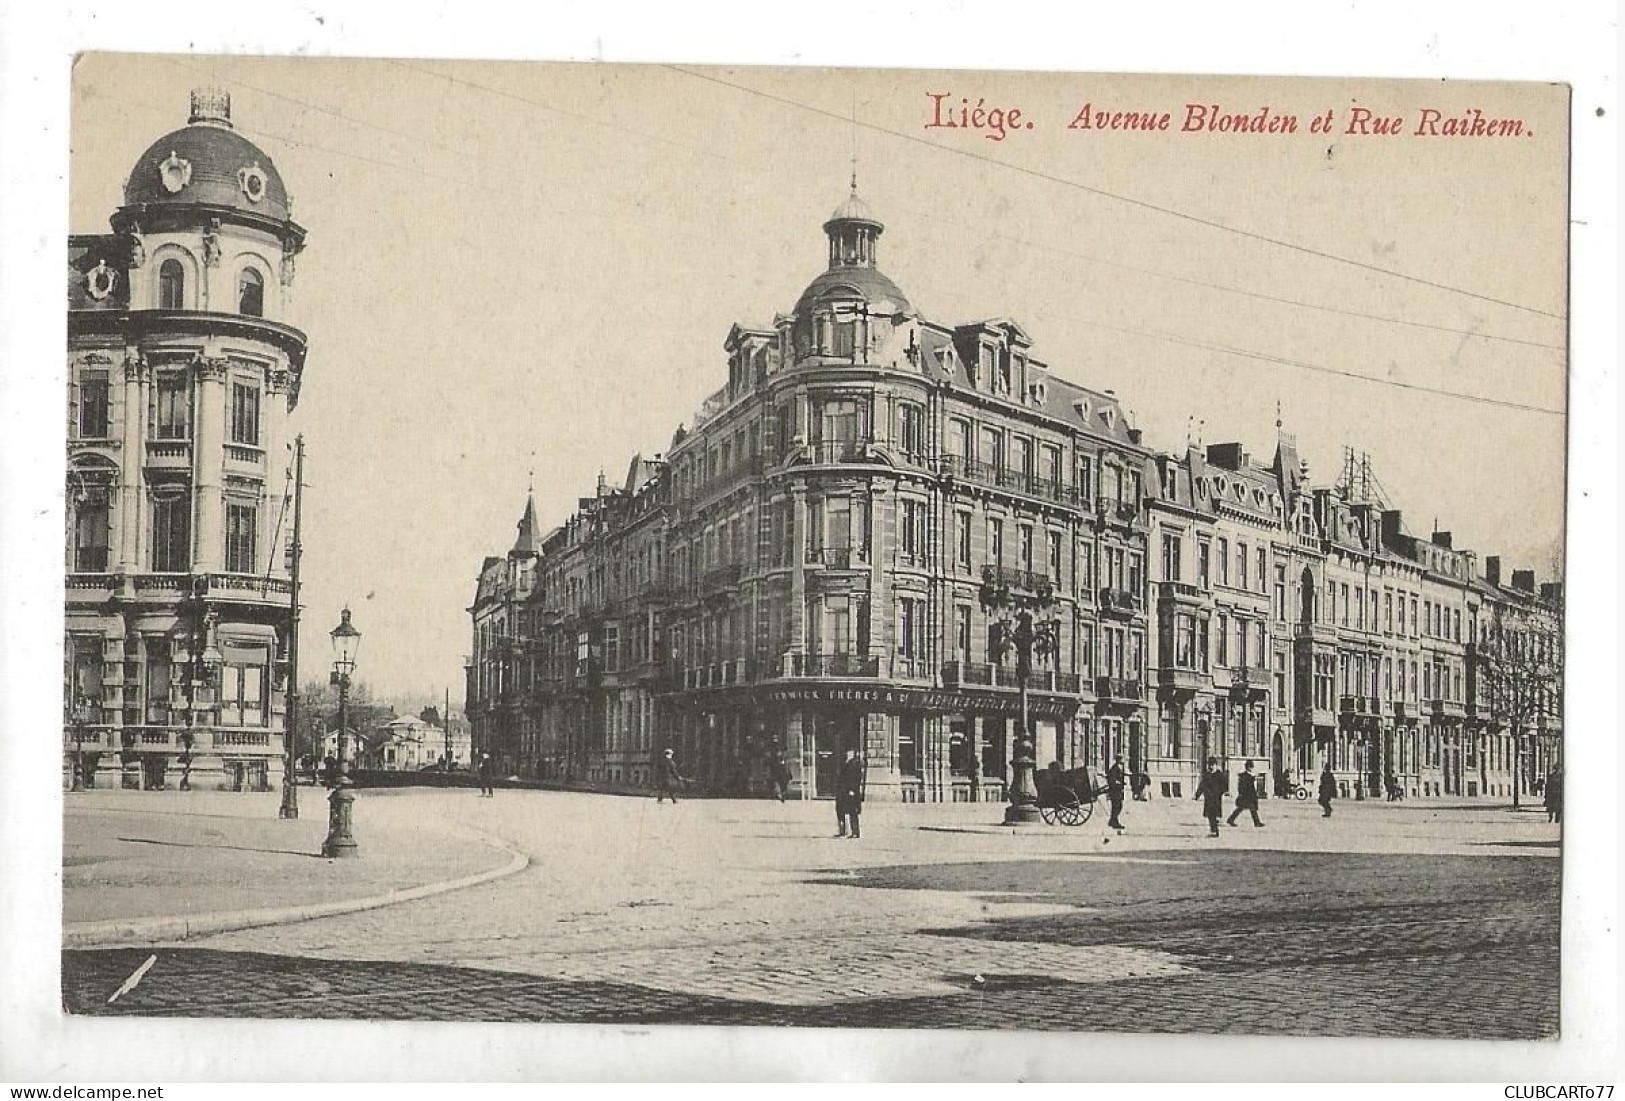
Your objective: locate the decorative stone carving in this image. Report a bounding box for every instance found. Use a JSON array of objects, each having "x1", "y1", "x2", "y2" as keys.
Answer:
[
  {"x1": 126, "y1": 231, "x2": 146, "y2": 269},
  {"x1": 239, "y1": 163, "x2": 268, "y2": 204},
  {"x1": 202, "y1": 220, "x2": 222, "y2": 268},
  {"x1": 85, "y1": 260, "x2": 117, "y2": 301},
  {"x1": 158, "y1": 151, "x2": 192, "y2": 194},
  {"x1": 122, "y1": 351, "x2": 150, "y2": 384},
  {"x1": 279, "y1": 252, "x2": 296, "y2": 288},
  {"x1": 195, "y1": 355, "x2": 230, "y2": 382}
]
